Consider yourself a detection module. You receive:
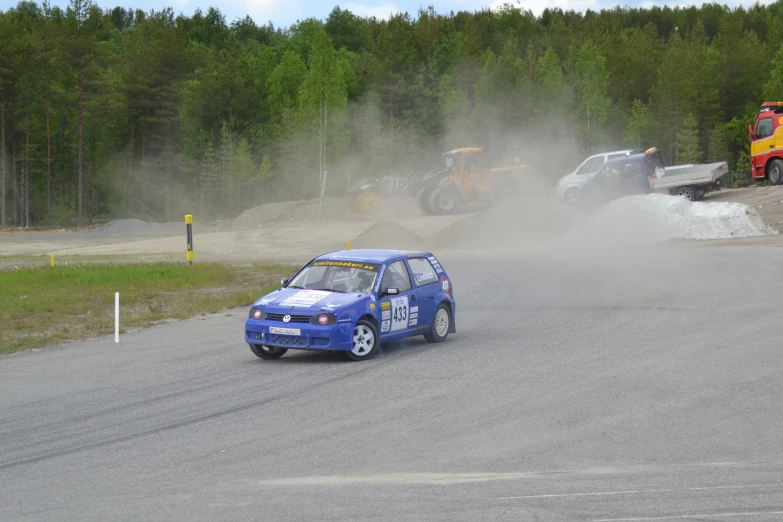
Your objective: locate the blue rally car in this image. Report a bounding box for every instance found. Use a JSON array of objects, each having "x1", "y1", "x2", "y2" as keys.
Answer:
[{"x1": 245, "y1": 249, "x2": 456, "y2": 361}]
